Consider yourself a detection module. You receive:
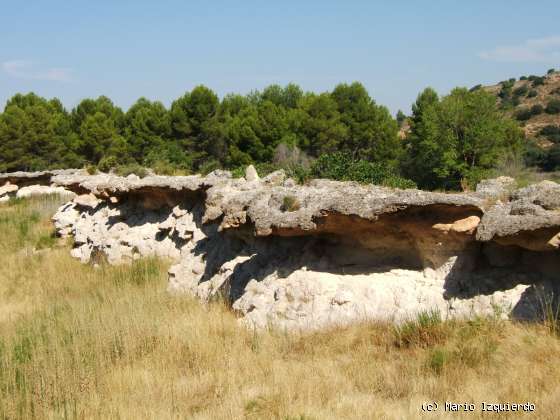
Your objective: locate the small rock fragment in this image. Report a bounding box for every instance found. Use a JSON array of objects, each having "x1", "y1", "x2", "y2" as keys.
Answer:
[{"x1": 74, "y1": 194, "x2": 101, "y2": 209}]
